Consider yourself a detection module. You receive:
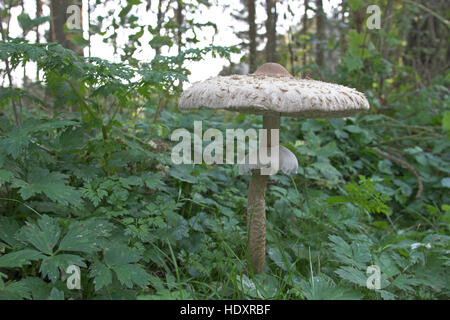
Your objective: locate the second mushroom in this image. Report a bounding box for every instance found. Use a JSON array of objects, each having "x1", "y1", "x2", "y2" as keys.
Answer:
[{"x1": 179, "y1": 63, "x2": 370, "y2": 274}]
